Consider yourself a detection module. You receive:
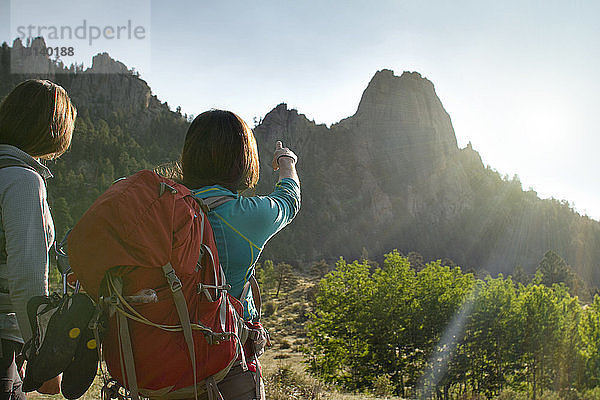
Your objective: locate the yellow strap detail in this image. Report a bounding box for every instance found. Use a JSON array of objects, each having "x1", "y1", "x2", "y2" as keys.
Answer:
[
  {"x1": 213, "y1": 212, "x2": 262, "y2": 251},
  {"x1": 194, "y1": 187, "x2": 224, "y2": 195}
]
